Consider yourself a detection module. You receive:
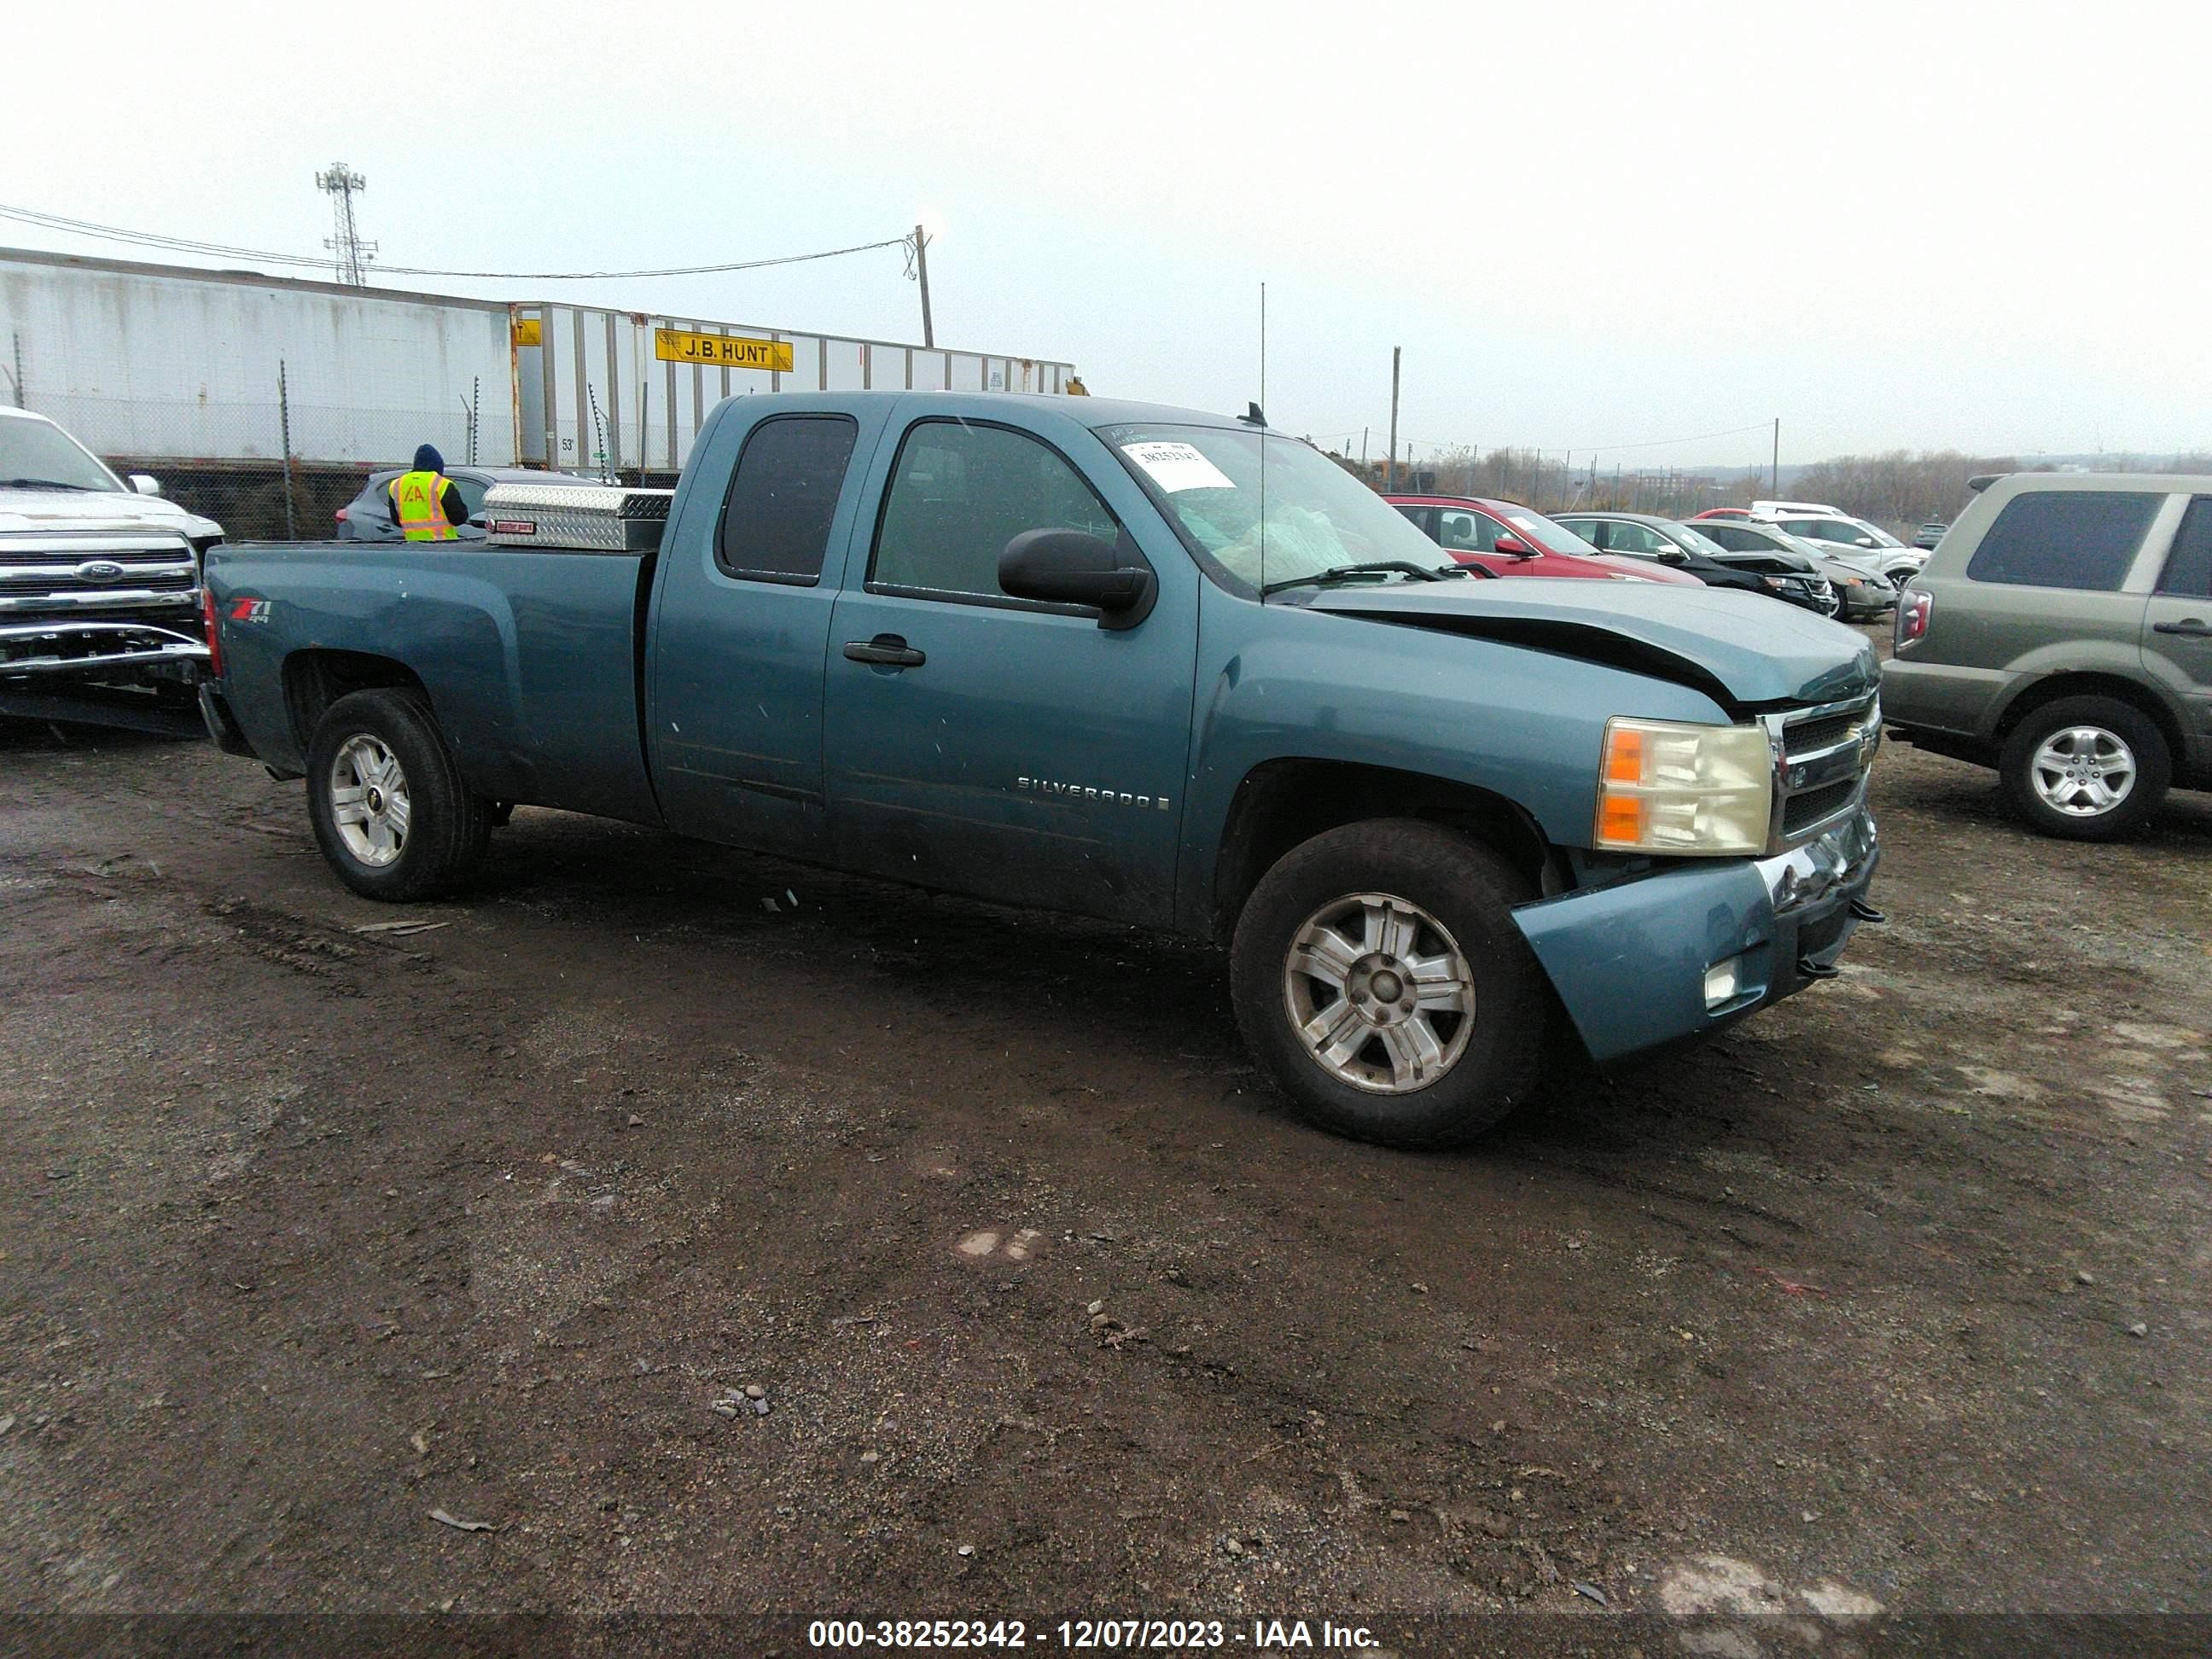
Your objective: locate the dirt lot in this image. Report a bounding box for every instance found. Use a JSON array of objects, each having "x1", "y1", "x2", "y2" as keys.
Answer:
[{"x1": 3, "y1": 639, "x2": 2209, "y2": 1647}]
